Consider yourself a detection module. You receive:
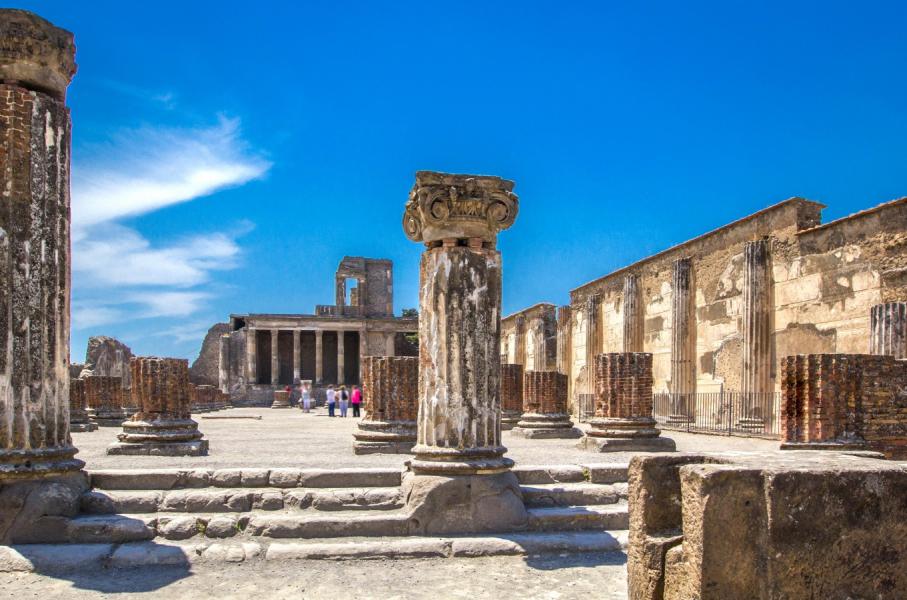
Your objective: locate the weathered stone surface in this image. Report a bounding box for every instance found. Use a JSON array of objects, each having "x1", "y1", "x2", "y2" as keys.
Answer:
[
  {"x1": 512, "y1": 371, "x2": 581, "y2": 439},
  {"x1": 83, "y1": 375, "x2": 127, "y2": 426},
  {"x1": 83, "y1": 336, "x2": 133, "y2": 389},
  {"x1": 500, "y1": 364, "x2": 523, "y2": 429},
  {"x1": 68, "y1": 378, "x2": 97, "y2": 431},
  {"x1": 628, "y1": 451, "x2": 907, "y2": 600},
  {"x1": 189, "y1": 322, "x2": 231, "y2": 386},
  {"x1": 0, "y1": 10, "x2": 76, "y2": 98},
  {"x1": 107, "y1": 357, "x2": 207, "y2": 456},
  {"x1": 353, "y1": 356, "x2": 417, "y2": 454}
]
